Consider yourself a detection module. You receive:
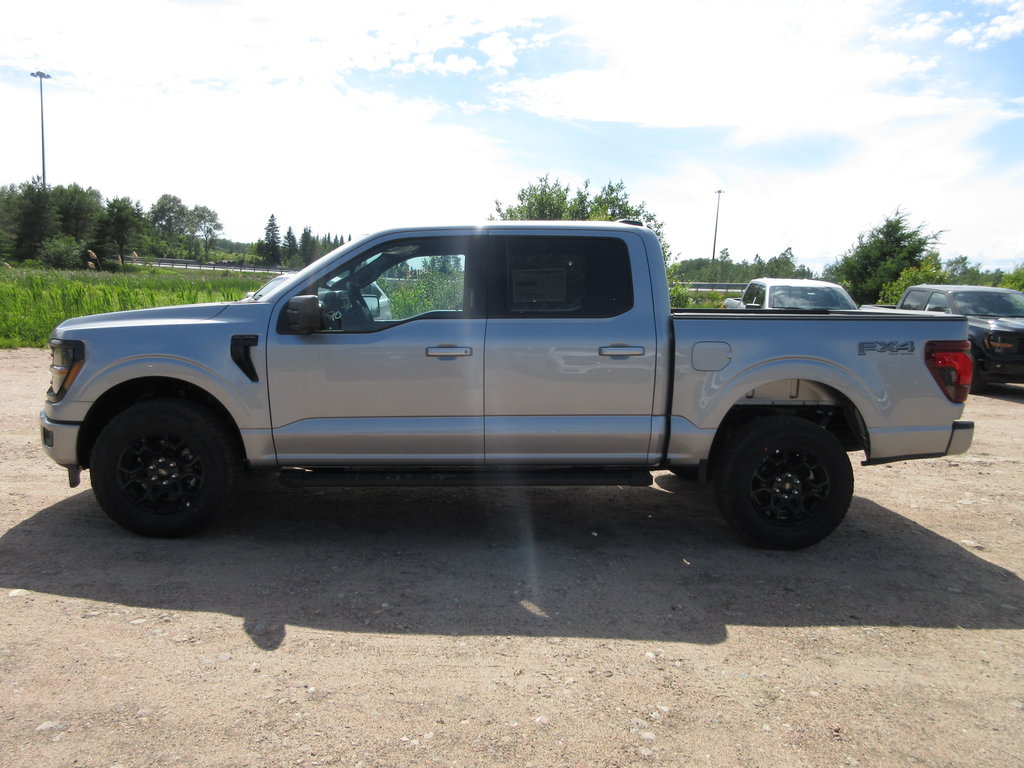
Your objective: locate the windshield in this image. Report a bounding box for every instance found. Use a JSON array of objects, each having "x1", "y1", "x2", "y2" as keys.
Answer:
[
  {"x1": 770, "y1": 286, "x2": 857, "y2": 310},
  {"x1": 952, "y1": 291, "x2": 1024, "y2": 317},
  {"x1": 249, "y1": 274, "x2": 291, "y2": 300}
]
